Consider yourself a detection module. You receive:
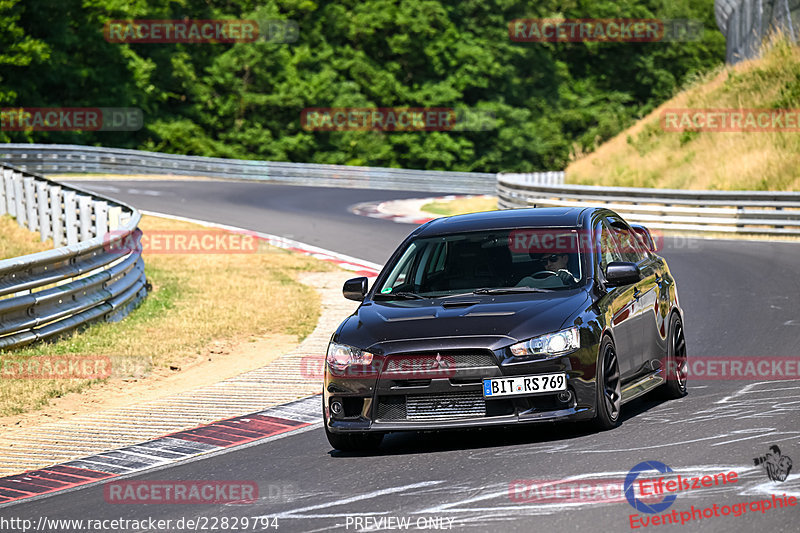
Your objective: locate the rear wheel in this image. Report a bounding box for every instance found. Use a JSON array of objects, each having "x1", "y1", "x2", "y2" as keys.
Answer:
[
  {"x1": 593, "y1": 337, "x2": 621, "y2": 430},
  {"x1": 659, "y1": 314, "x2": 688, "y2": 399}
]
